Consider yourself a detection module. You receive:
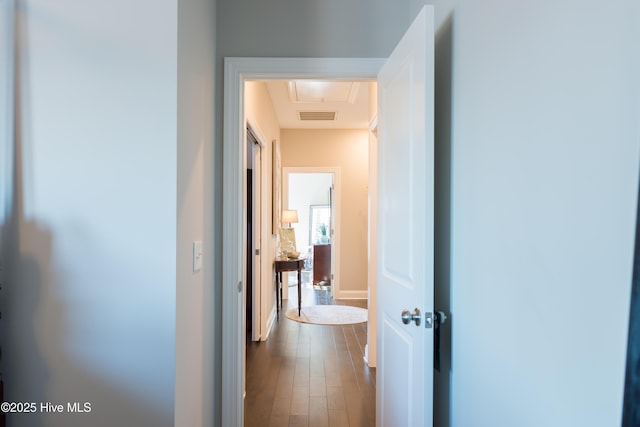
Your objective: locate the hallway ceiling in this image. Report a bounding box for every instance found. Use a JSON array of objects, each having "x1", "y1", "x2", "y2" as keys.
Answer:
[{"x1": 265, "y1": 80, "x2": 373, "y2": 130}]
